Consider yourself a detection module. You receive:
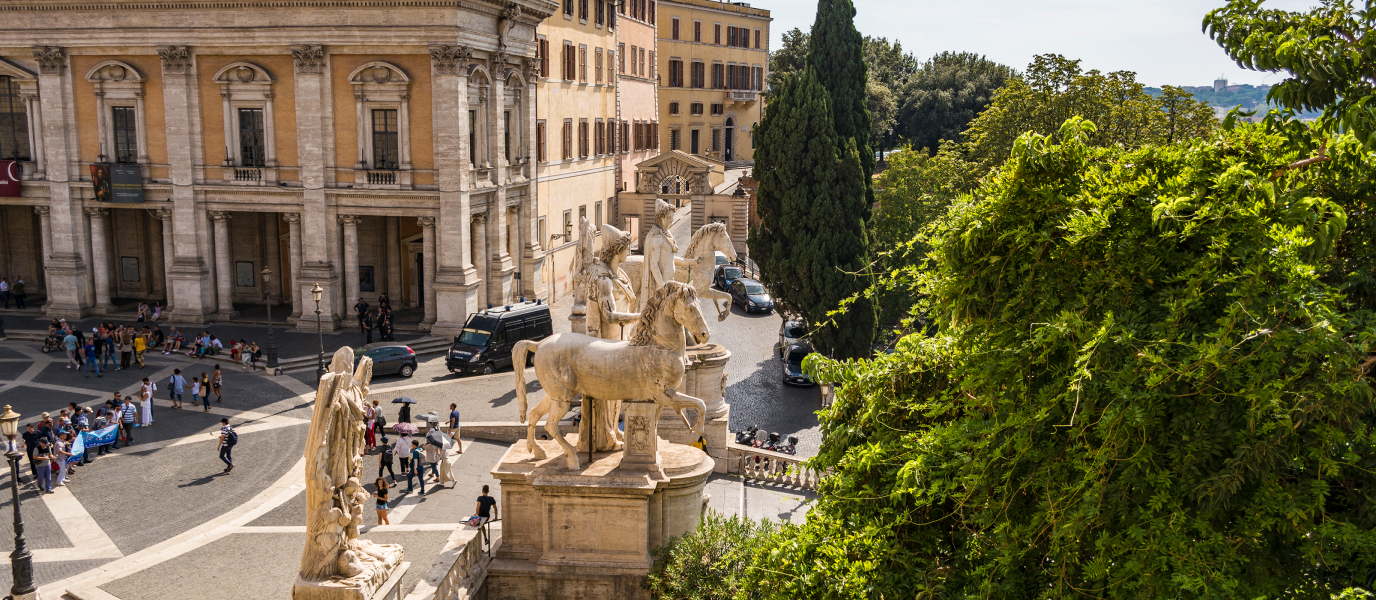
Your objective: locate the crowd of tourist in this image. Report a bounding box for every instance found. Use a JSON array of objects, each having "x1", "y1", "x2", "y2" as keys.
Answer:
[
  {"x1": 353, "y1": 293, "x2": 397, "y2": 344},
  {"x1": 46, "y1": 319, "x2": 269, "y2": 375}
]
